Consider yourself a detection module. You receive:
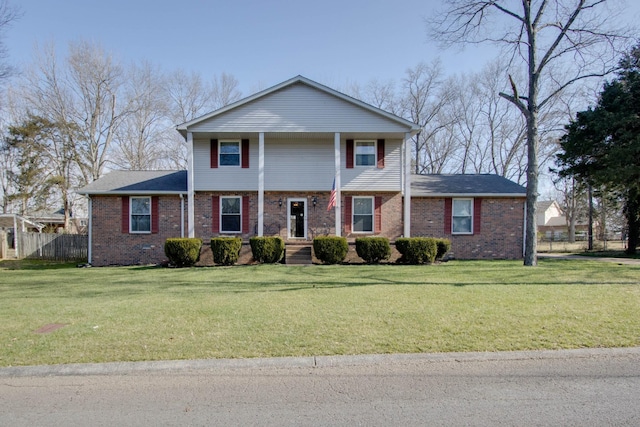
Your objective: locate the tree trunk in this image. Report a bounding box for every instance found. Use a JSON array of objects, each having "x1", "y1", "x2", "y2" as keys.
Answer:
[
  {"x1": 523, "y1": 112, "x2": 539, "y2": 266},
  {"x1": 625, "y1": 188, "x2": 639, "y2": 255}
]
